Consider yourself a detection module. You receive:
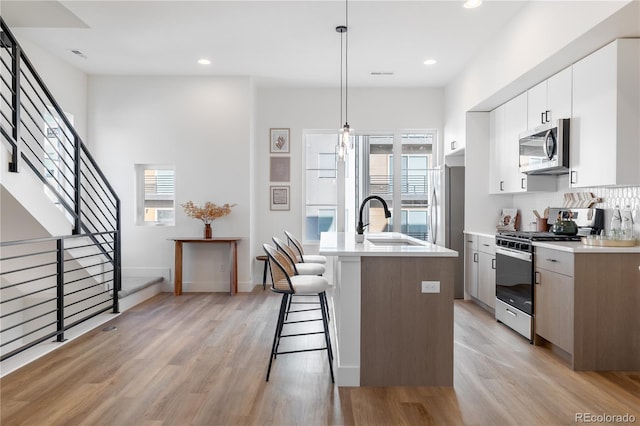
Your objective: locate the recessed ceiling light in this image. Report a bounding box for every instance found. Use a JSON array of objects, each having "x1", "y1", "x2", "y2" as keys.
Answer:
[
  {"x1": 197, "y1": 58, "x2": 211, "y2": 65},
  {"x1": 423, "y1": 59, "x2": 437, "y2": 66},
  {"x1": 463, "y1": 0, "x2": 482, "y2": 9}
]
